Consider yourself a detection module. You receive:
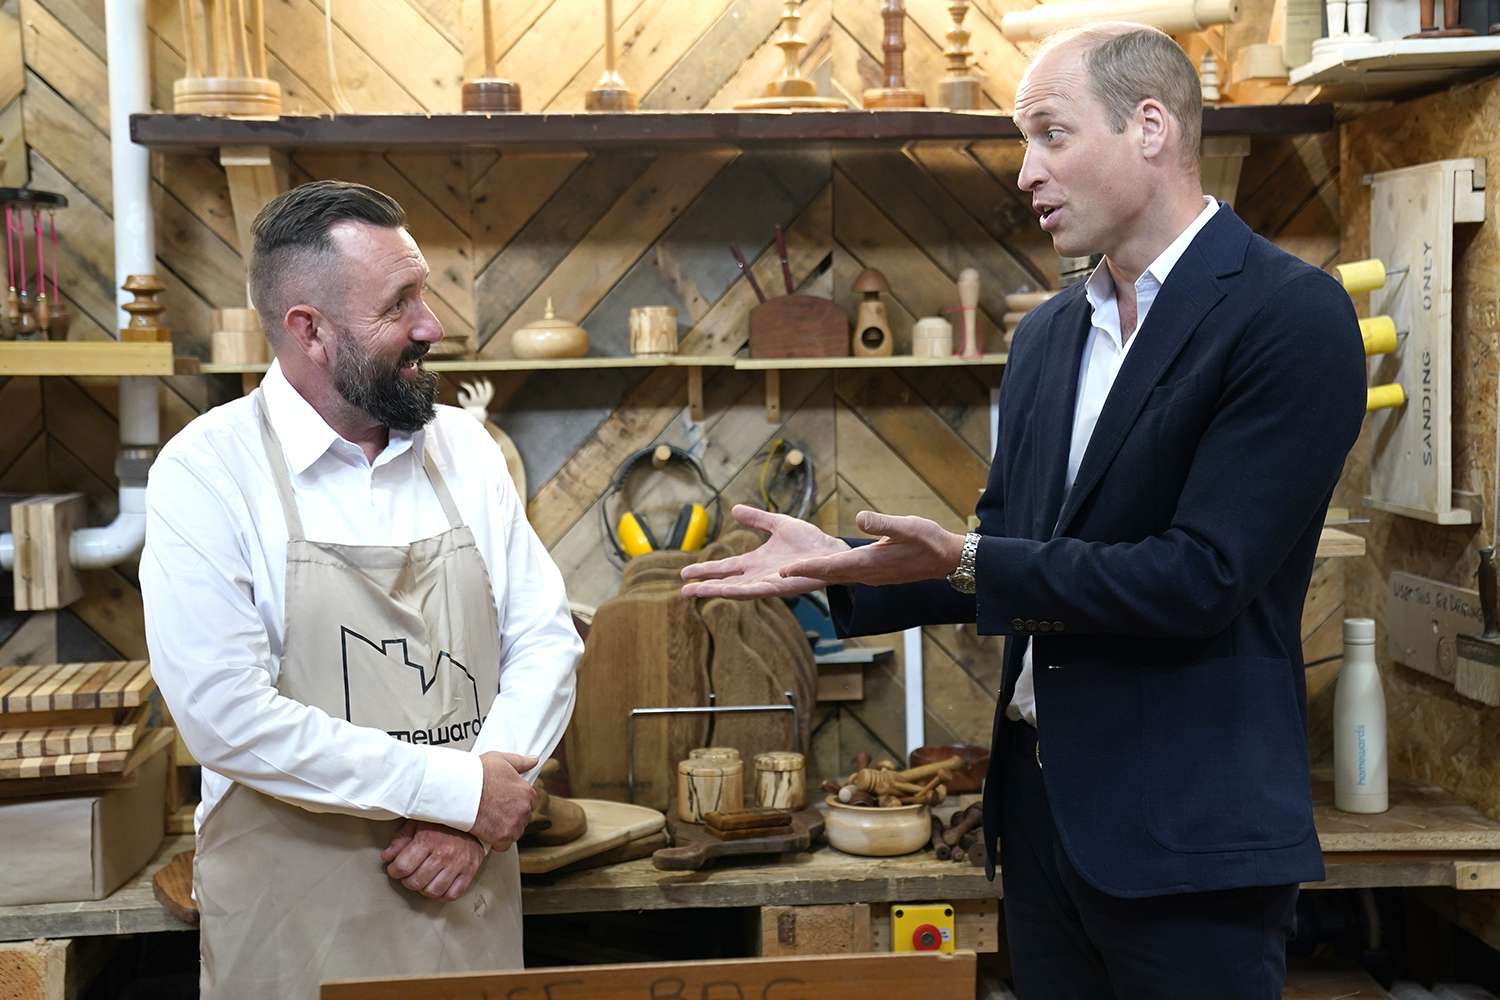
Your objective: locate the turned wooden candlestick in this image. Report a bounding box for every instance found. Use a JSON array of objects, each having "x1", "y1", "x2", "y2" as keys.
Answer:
[
  {"x1": 864, "y1": 0, "x2": 926, "y2": 109},
  {"x1": 735, "y1": 1, "x2": 848, "y2": 109},
  {"x1": 585, "y1": 0, "x2": 638, "y2": 111},
  {"x1": 939, "y1": 0, "x2": 982, "y2": 110},
  {"x1": 463, "y1": 0, "x2": 522, "y2": 112},
  {"x1": 120, "y1": 274, "x2": 172, "y2": 343}
]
